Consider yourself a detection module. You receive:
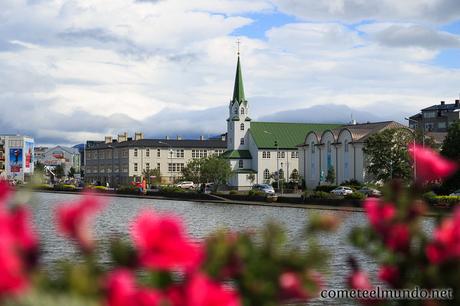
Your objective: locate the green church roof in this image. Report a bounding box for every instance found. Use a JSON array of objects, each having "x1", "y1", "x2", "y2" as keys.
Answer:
[
  {"x1": 221, "y1": 150, "x2": 252, "y2": 159},
  {"x1": 250, "y1": 122, "x2": 342, "y2": 149},
  {"x1": 232, "y1": 56, "x2": 246, "y2": 106}
]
